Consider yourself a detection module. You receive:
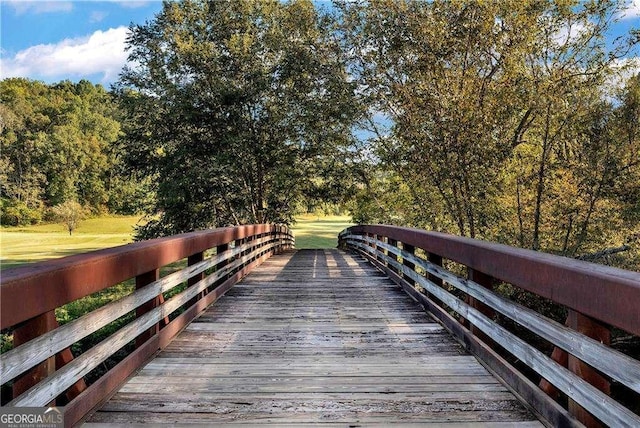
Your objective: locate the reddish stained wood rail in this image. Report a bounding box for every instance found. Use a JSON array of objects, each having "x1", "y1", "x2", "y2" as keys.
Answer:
[
  {"x1": 1, "y1": 224, "x2": 293, "y2": 428},
  {"x1": 2, "y1": 223, "x2": 639, "y2": 427},
  {"x1": 342, "y1": 225, "x2": 640, "y2": 337},
  {"x1": 340, "y1": 225, "x2": 640, "y2": 428},
  {"x1": 1, "y1": 225, "x2": 291, "y2": 329}
]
